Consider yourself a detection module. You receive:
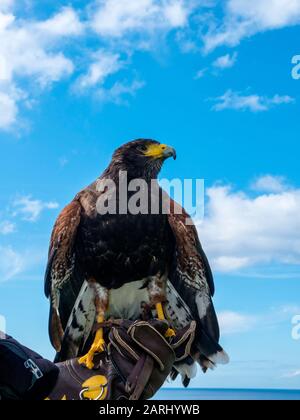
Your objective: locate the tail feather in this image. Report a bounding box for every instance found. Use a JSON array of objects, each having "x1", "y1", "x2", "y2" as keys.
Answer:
[
  {"x1": 195, "y1": 292, "x2": 220, "y2": 342},
  {"x1": 166, "y1": 280, "x2": 229, "y2": 372},
  {"x1": 174, "y1": 360, "x2": 197, "y2": 387},
  {"x1": 195, "y1": 328, "x2": 229, "y2": 365},
  {"x1": 195, "y1": 293, "x2": 229, "y2": 365}
]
